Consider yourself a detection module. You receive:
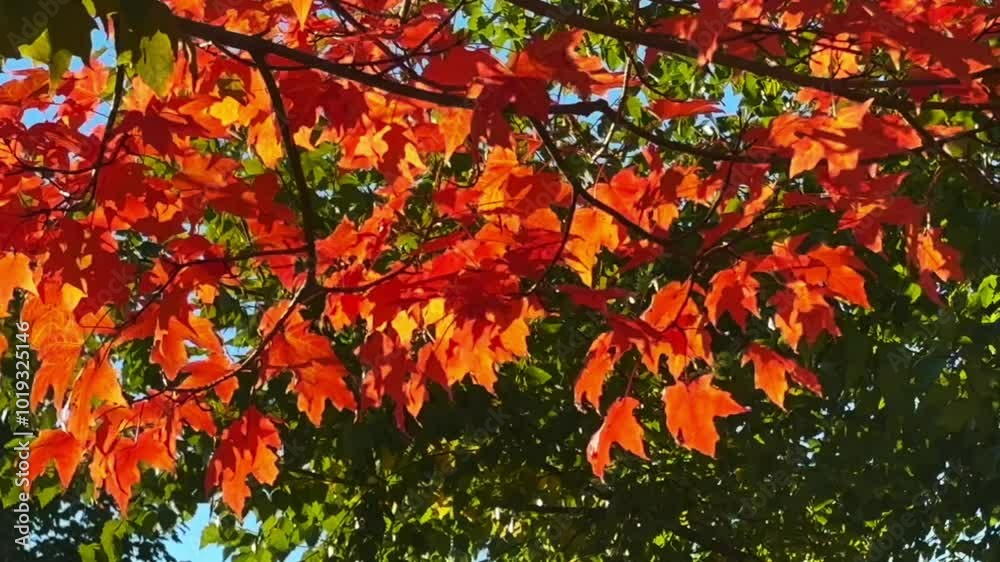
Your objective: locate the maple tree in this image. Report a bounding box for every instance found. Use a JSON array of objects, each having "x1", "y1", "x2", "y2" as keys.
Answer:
[{"x1": 0, "y1": 0, "x2": 998, "y2": 559}]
